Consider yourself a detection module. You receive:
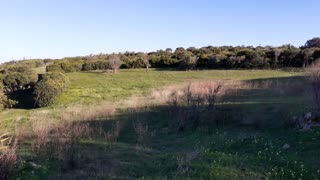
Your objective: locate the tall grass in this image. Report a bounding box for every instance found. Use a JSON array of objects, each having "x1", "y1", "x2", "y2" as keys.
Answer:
[{"x1": 0, "y1": 133, "x2": 17, "y2": 180}]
